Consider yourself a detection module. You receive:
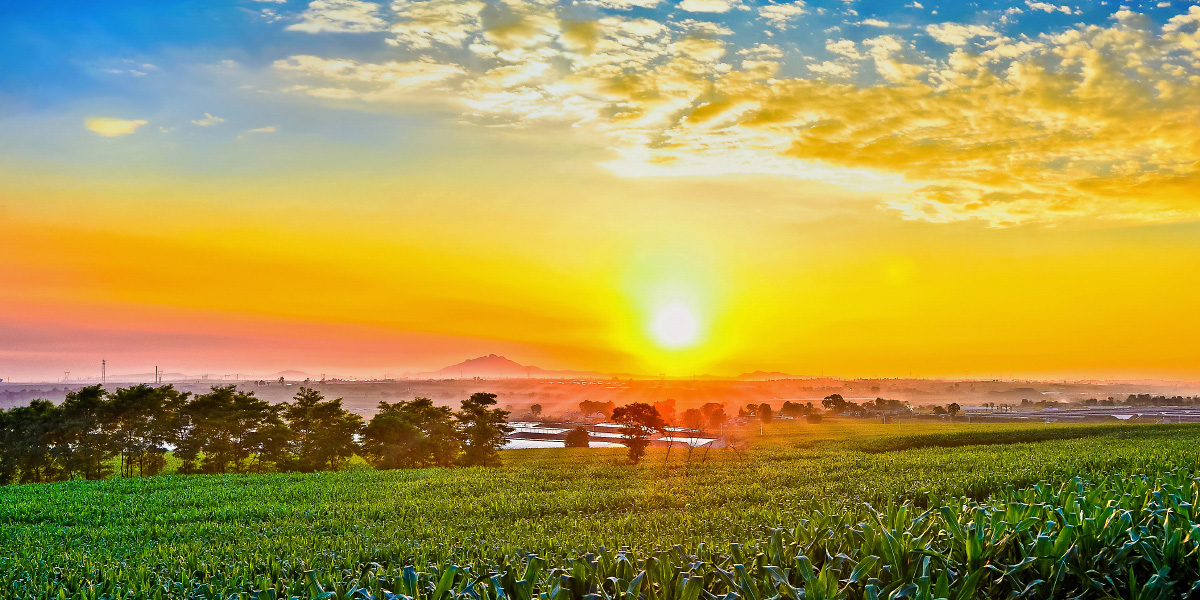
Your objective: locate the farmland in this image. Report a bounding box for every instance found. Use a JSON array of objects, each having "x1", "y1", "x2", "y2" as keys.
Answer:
[{"x1": 1, "y1": 420, "x2": 1198, "y2": 599}]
